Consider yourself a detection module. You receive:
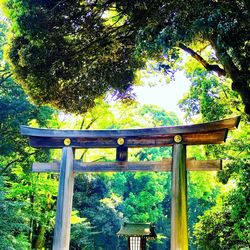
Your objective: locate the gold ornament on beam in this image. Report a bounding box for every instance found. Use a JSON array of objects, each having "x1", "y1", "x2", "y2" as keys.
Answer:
[
  {"x1": 117, "y1": 138, "x2": 125, "y2": 146},
  {"x1": 64, "y1": 138, "x2": 71, "y2": 146},
  {"x1": 174, "y1": 135, "x2": 182, "y2": 143}
]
